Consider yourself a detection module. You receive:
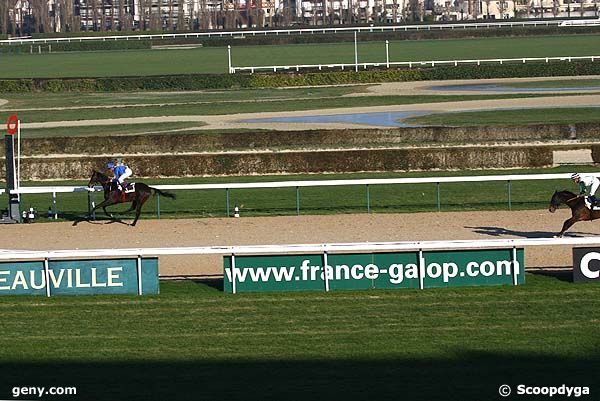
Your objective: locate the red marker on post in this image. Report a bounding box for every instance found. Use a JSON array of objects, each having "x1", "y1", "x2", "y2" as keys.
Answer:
[{"x1": 6, "y1": 114, "x2": 18, "y2": 135}]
